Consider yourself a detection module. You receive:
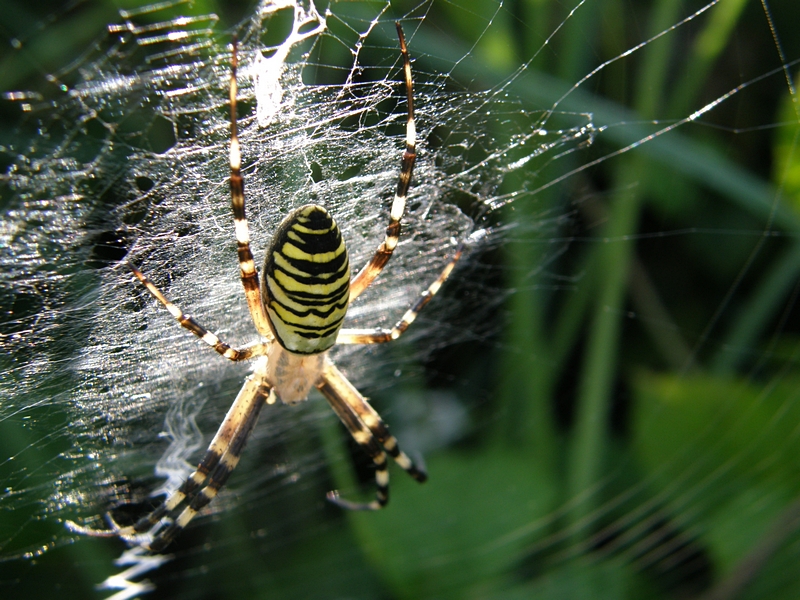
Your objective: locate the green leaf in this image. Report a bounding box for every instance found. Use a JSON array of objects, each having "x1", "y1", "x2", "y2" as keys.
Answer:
[
  {"x1": 631, "y1": 371, "x2": 800, "y2": 584},
  {"x1": 342, "y1": 448, "x2": 558, "y2": 599}
]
